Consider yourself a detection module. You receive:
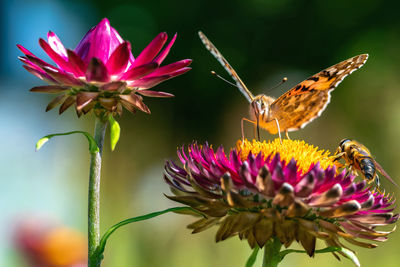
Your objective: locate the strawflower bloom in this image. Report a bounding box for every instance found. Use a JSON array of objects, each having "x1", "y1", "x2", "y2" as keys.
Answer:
[
  {"x1": 17, "y1": 18, "x2": 192, "y2": 117},
  {"x1": 164, "y1": 138, "x2": 398, "y2": 260}
]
